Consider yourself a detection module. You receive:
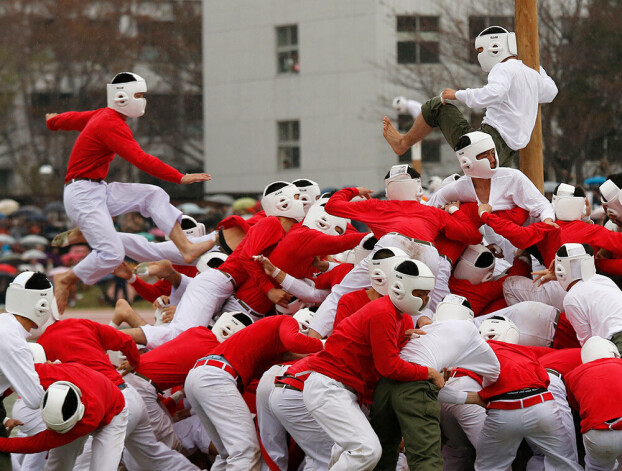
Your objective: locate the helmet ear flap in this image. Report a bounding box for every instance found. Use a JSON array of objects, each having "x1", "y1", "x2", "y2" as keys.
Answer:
[{"x1": 114, "y1": 91, "x2": 129, "y2": 106}]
